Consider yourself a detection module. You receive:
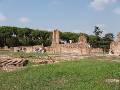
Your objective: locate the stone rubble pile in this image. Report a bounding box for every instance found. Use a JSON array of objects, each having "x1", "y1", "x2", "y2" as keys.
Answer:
[{"x1": 0, "y1": 57, "x2": 28, "y2": 71}]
